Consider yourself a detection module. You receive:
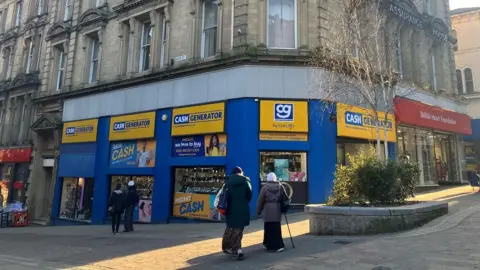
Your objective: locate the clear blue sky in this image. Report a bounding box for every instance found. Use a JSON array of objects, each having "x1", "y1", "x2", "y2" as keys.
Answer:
[{"x1": 450, "y1": 0, "x2": 480, "y2": 10}]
